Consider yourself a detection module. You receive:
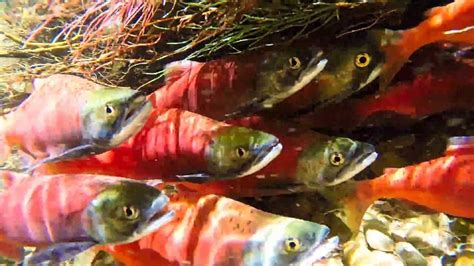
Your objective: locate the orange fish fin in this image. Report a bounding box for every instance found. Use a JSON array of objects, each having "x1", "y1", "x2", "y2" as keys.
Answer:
[
  {"x1": 0, "y1": 240, "x2": 24, "y2": 262},
  {"x1": 423, "y1": 5, "x2": 443, "y2": 18},
  {"x1": 445, "y1": 136, "x2": 474, "y2": 155},
  {"x1": 333, "y1": 181, "x2": 375, "y2": 234},
  {"x1": 379, "y1": 29, "x2": 411, "y2": 90},
  {"x1": 383, "y1": 167, "x2": 398, "y2": 175},
  {"x1": 0, "y1": 170, "x2": 30, "y2": 190},
  {"x1": 164, "y1": 60, "x2": 196, "y2": 84}
]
